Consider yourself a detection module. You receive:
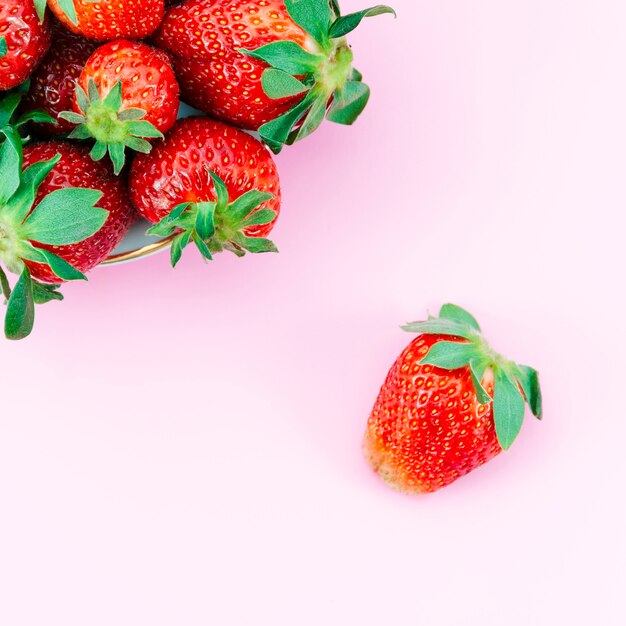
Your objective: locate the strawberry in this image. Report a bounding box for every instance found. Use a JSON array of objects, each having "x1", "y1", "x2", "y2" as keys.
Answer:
[
  {"x1": 153, "y1": 0, "x2": 395, "y2": 152},
  {"x1": 46, "y1": 0, "x2": 164, "y2": 42},
  {"x1": 21, "y1": 24, "x2": 98, "y2": 137},
  {"x1": 59, "y1": 40, "x2": 180, "y2": 175},
  {"x1": 0, "y1": 137, "x2": 135, "y2": 340},
  {"x1": 364, "y1": 305, "x2": 543, "y2": 494},
  {"x1": 130, "y1": 116, "x2": 281, "y2": 267},
  {"x1": 0, "y1": 0, "x2": 52, "y2": 91}
]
